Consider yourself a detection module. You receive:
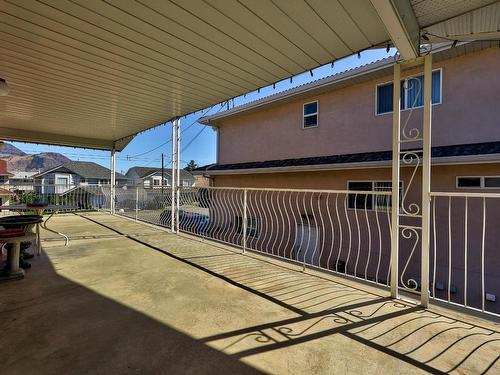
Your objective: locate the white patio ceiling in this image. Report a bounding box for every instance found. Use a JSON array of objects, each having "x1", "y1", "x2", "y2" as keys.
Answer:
[{"x1": 0, "y1": 0, "x2": 498, "y2": 151}]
